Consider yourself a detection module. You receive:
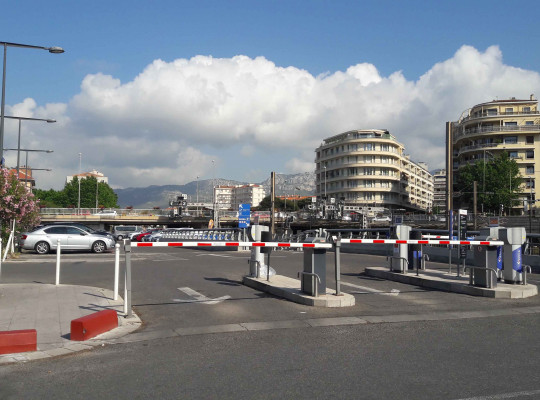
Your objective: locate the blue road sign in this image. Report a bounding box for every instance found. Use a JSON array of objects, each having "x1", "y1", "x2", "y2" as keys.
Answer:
[{"x1": 239, "y1": 203, "x2": 251, "y2": 228}]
